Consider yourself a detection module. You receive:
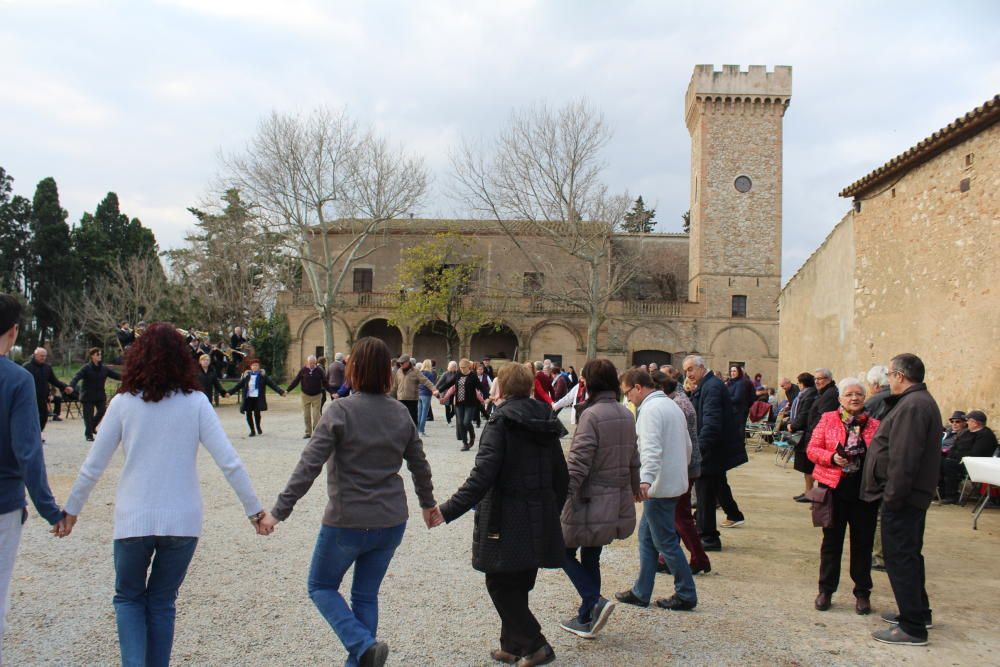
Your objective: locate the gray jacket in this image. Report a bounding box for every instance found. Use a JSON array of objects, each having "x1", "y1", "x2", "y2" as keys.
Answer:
[
  {"x1": 560, "y1": 392, "x2": 640, "y2": 548},
  {"x1": 271, "y1": 392, "x2": 435, "y2": 528},
  {"x1": 671, "y1": 390, "x2": 701, "y2": 479}
]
